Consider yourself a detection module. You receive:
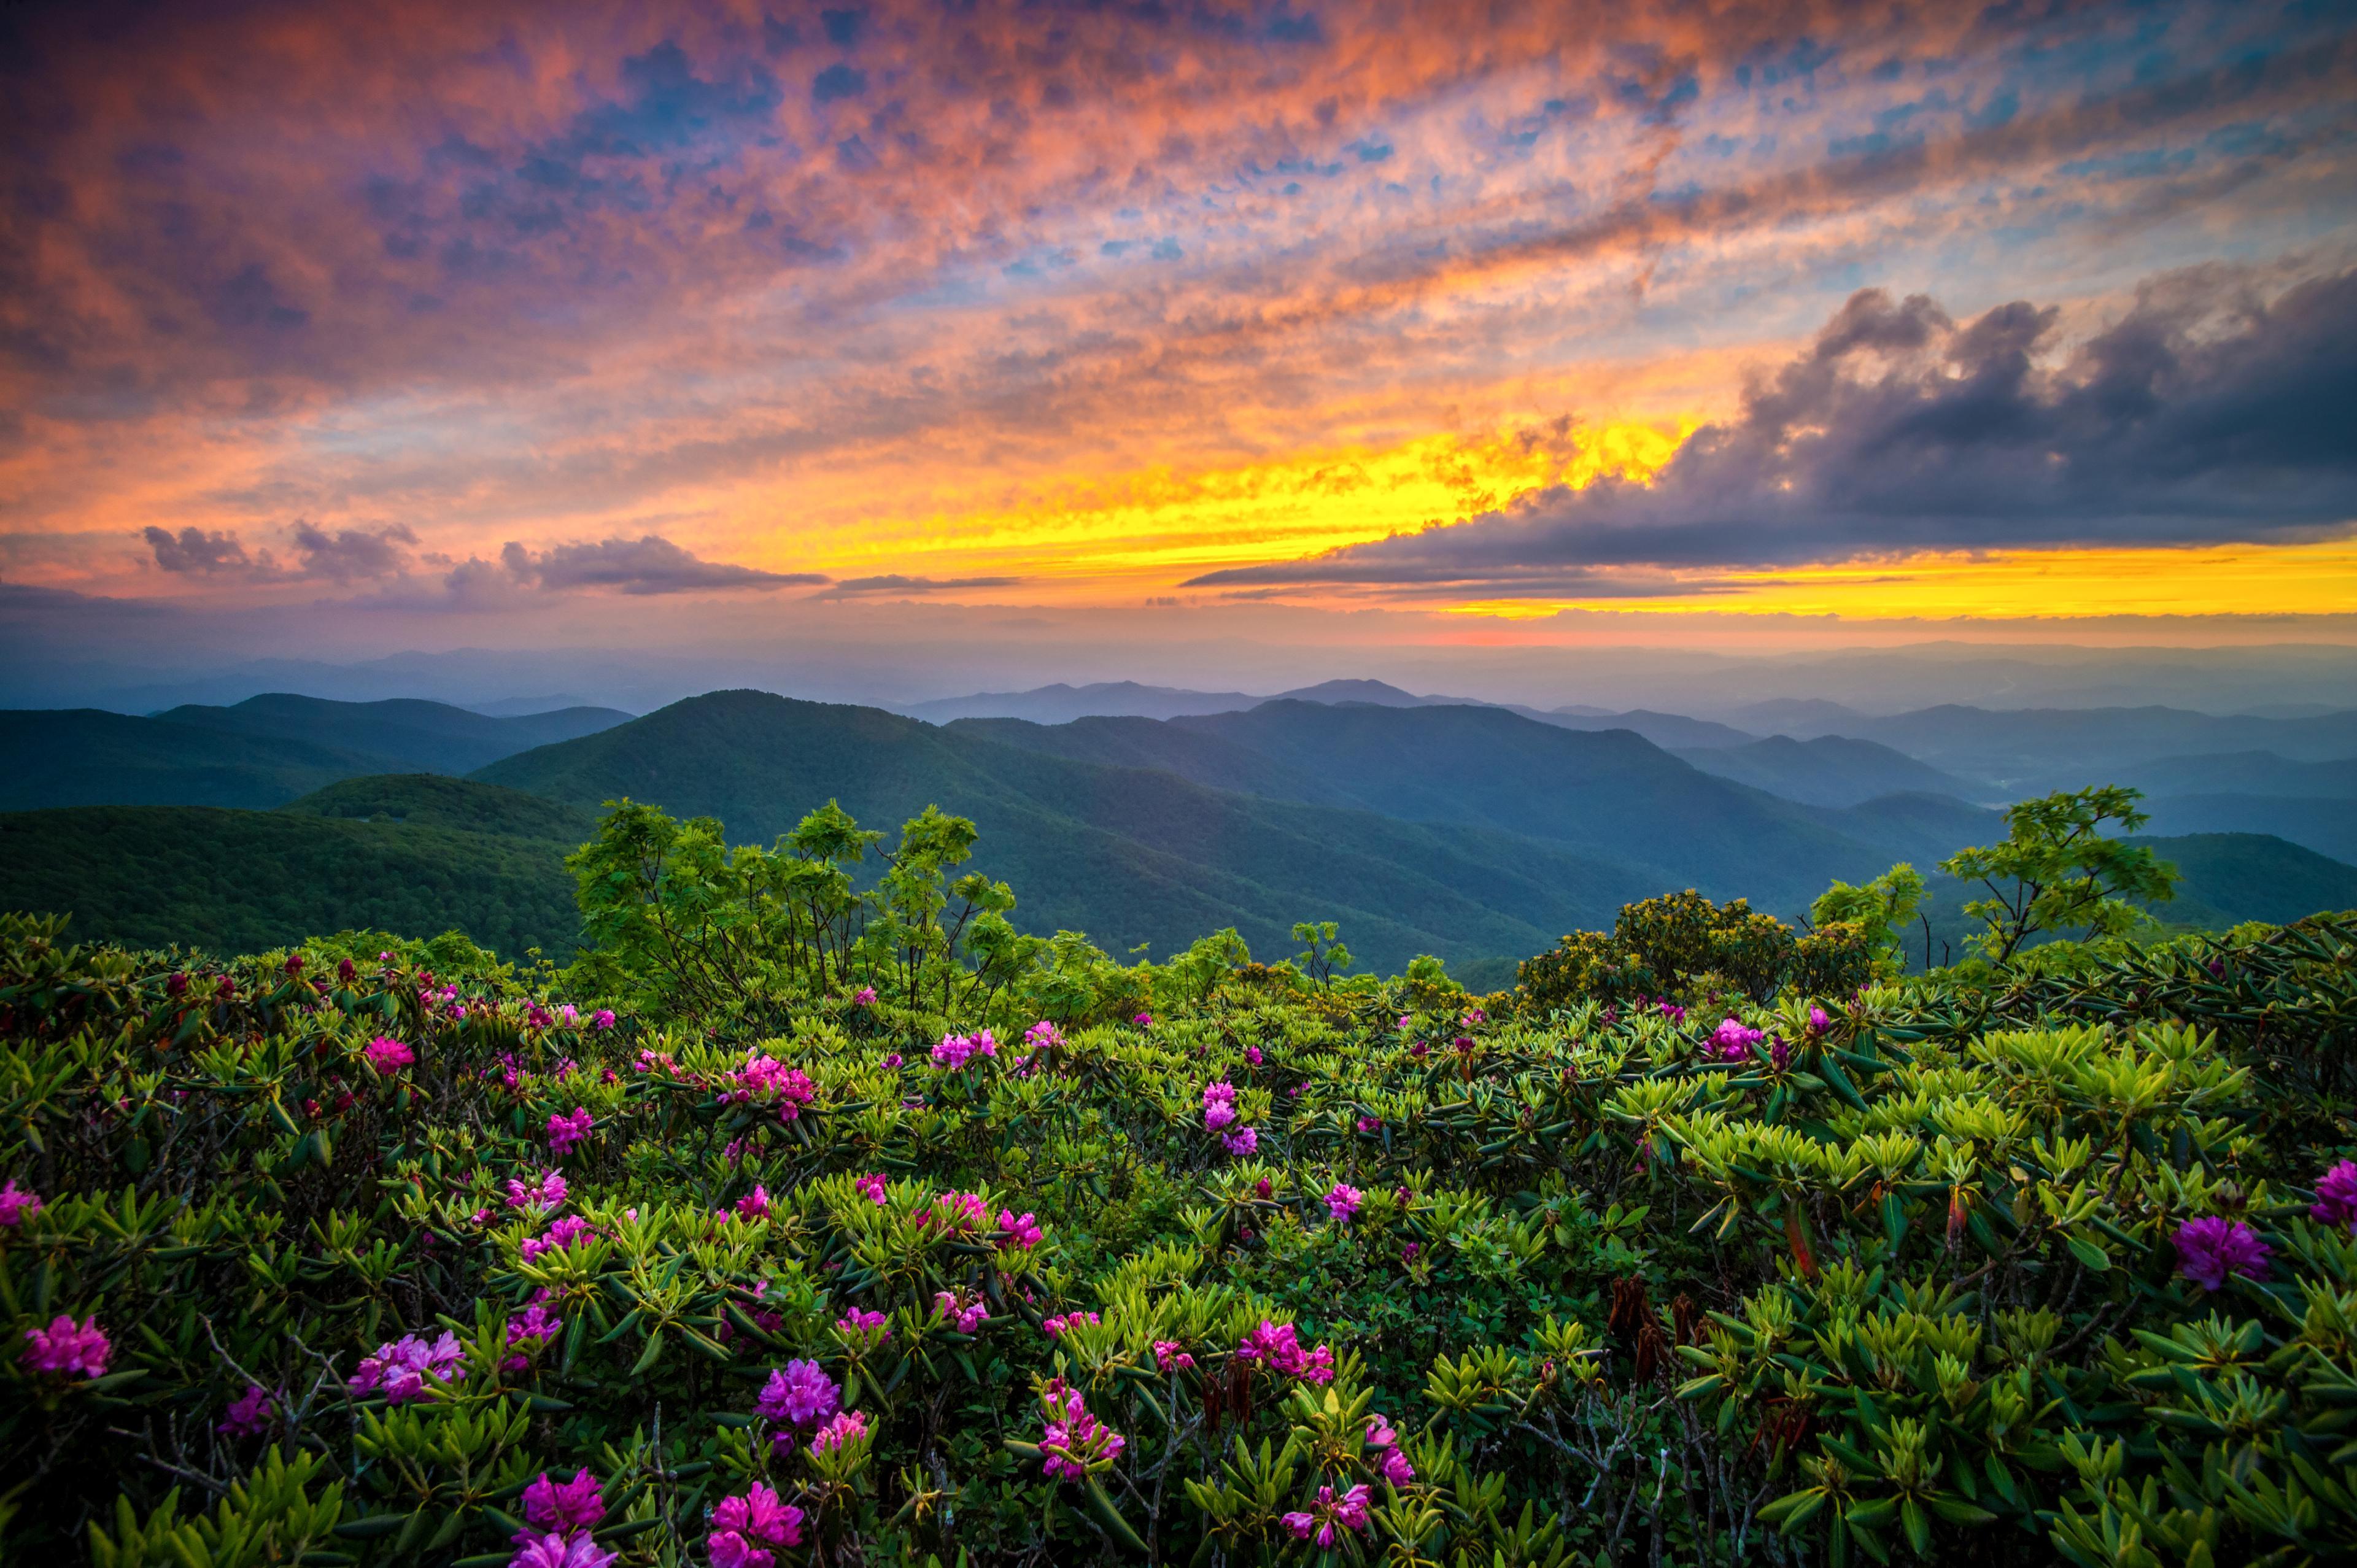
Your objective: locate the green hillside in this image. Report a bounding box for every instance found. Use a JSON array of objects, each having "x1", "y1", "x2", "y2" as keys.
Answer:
[
  {"x1": 0, "y1": 804, "x2": 583, "y2": 957},
  {"x1": 478, "y1": 690, "x2": 1658, "y2": 970},
  {"x1": 280, "y1": 773, "x2": 602, "y2": 841},
  {"x1": 0, "y1": 709, "x2": 387, "y2": 811},
  {"x1": 1673, "y1": 733, "x2": 1986, "y2": 808},
  {"x1": 157, "y1": 693, "x2": 630, "y2": 774}
]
